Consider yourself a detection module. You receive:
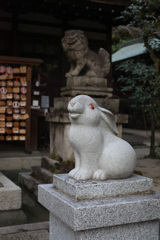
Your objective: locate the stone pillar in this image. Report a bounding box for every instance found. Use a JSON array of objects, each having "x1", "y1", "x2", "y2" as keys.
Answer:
[{"x1": 38, "y1": 174, "x2": 160, "y2": 240}]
